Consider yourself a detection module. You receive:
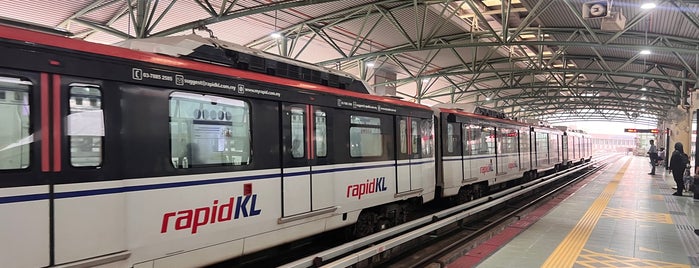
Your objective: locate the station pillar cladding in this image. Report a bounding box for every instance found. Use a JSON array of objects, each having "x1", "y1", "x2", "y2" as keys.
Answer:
[
  {"x1": 660, "y1": 94, "x2": 695, "y2": 167},
  {"x1": 661, "y1": 108, "x2": 690, "y2": 160}
]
